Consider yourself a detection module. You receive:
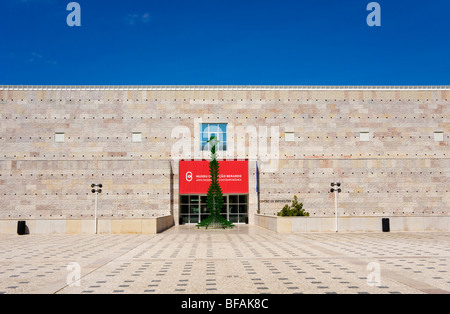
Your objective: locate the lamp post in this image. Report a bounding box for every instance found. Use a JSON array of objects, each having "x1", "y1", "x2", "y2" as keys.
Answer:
[
  {"x1": 330, "y1": 182, "x2": 342, "y2": 233},
  {"x1": 91, "y1": 183, "x2": 102, "y2": 234}
]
